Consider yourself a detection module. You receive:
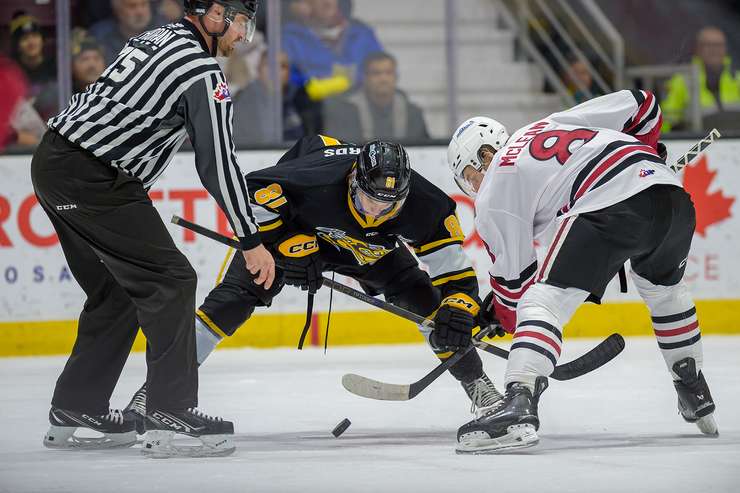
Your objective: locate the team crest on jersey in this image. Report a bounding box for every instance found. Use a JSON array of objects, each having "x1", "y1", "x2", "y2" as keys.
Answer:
[
  {"x1": 639, "y1": 168, "x2": 655, "y2": 177},
  {"x1": 213, "y1": 81, "x2": 231, "y2": 102},
  {"x1": 316, "y1": 227, "x2": 391, "y2": 265}
]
